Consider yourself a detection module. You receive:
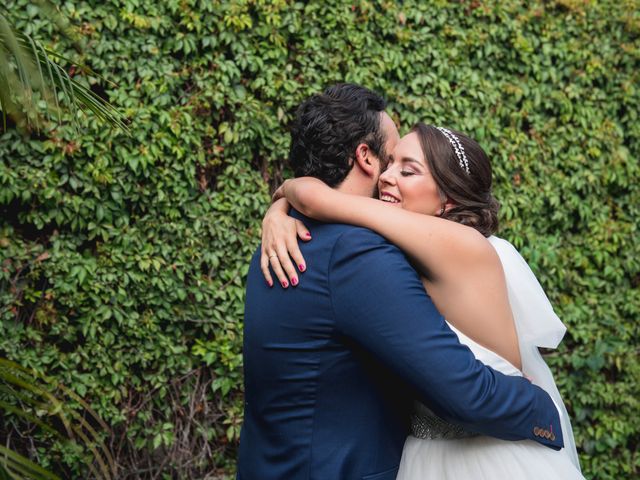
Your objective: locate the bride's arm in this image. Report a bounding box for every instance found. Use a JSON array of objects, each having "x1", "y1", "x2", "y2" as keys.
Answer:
[{"x1": 281, "y1": 177, "x2": 497, "y2": 282}]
